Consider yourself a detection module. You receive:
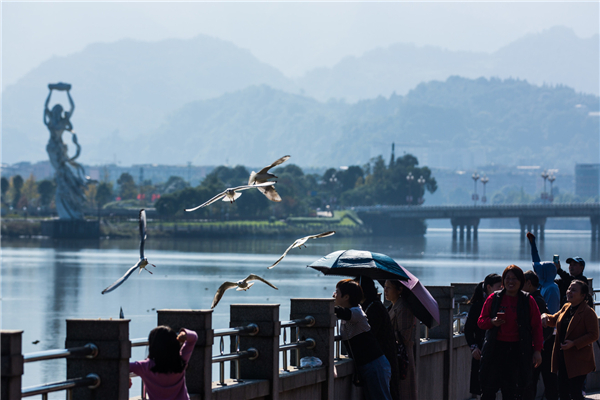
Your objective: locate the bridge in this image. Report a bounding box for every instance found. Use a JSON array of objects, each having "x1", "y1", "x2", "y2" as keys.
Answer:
[{"x1": 352, "y1": 203, "x2": 600, "y2": 241}]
